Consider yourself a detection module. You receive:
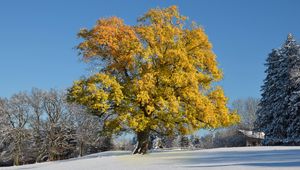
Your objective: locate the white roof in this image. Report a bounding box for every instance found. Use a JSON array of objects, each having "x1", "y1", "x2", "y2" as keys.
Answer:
[{"x1": 238, "y1": 129, "x2": 265, "y2": 139}]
